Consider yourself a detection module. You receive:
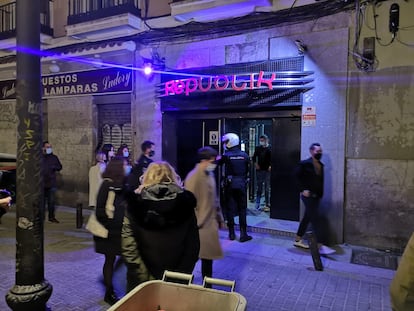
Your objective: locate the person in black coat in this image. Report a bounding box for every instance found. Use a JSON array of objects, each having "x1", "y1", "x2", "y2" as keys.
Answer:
[
  {"x1": 94, "y1": 156, "x2": 128, "y2": 305},
  {"x1": 293, "y1": 143, "x2": 335, "y2": 255},
  {"x1": 122, "y1": 161, "x2": 200, "y2": 292},
  {"x1": 42, "y1": 141, "x2": 62, "y2": 223},
  {"x1": 127, "y1": 140, "x2": 155, "y2": 191}
]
